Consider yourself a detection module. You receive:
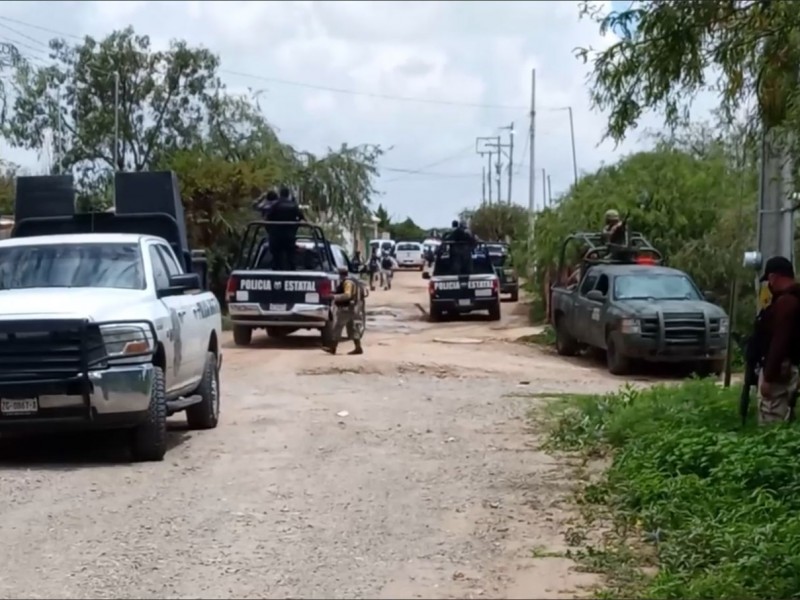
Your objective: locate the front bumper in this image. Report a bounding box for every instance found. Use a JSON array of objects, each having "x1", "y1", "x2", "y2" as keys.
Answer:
[
  {"x1": 0, "y1": 363, "x2": 155, "y2": 432},
  {"x1": 619, "y1": 334, "x2": 727, "y2": 362},
  {"x1": 228, "y1": 302, "x2": 330, "y2": 328},
  {"x1": 431, "y1": 296, "x2": 498, "y2": 313}
]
